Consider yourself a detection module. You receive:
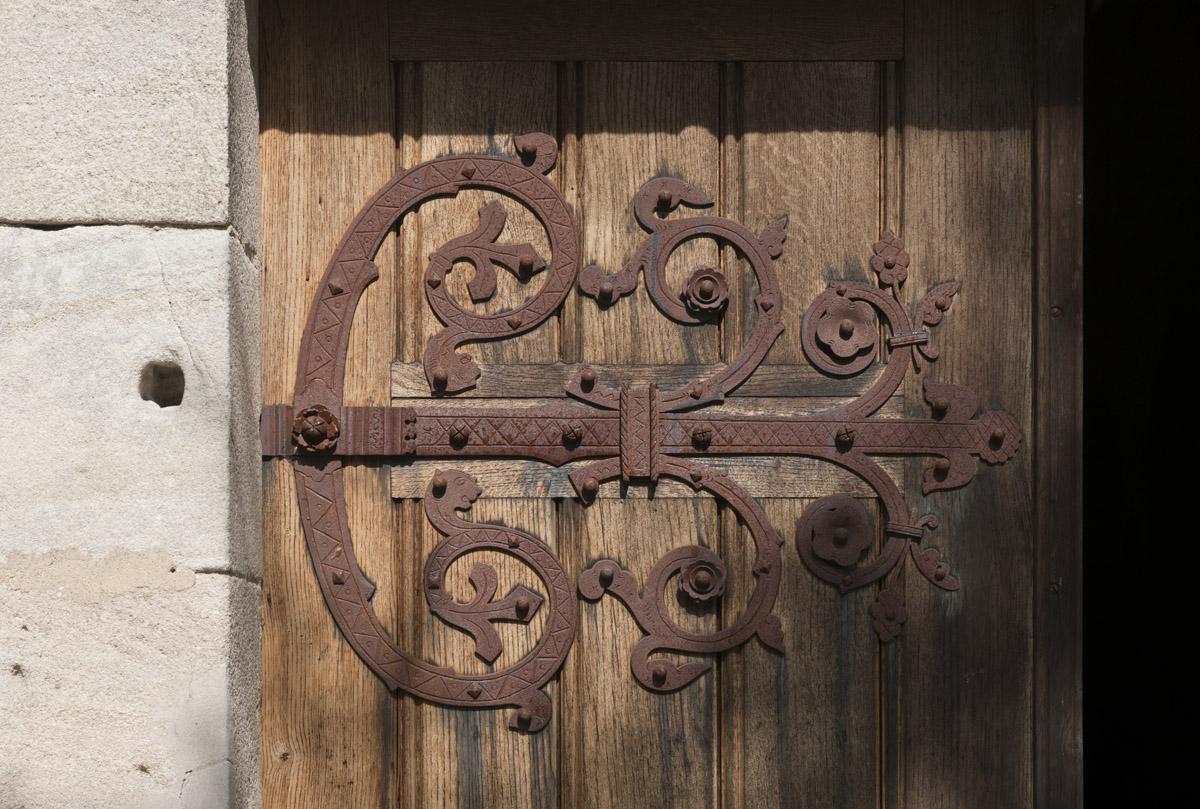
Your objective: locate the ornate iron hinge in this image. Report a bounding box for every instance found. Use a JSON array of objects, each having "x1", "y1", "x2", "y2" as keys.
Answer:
[{"x1": 261, "y1": 133, "x2": 1020, "y2": 733}]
